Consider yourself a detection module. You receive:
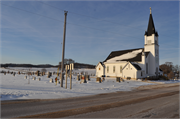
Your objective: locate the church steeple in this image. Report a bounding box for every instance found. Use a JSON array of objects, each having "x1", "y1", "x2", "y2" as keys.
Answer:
[{"x1": 145, "y1": 7, "x2": 158, "y2": 36}]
